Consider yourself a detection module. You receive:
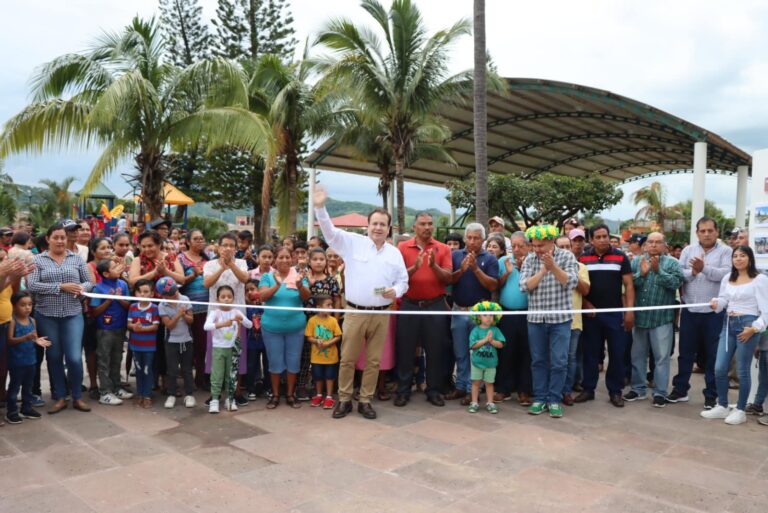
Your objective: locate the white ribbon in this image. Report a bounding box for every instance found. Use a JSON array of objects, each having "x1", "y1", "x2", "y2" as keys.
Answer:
[{"x1": 84, "y1": 292, "x2": 710, "y2": 317}]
